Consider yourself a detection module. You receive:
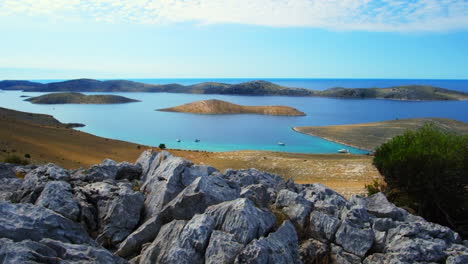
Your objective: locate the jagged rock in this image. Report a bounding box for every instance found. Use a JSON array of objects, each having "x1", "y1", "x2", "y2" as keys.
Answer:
[
  {"x1": 0, "y1": 163, "x2": 15, "y2": 179},
  {"x1": 14, "y1": 163, "x2": 70, "y2": 203},
  {"x1": 0, "y1": 238, "x2": 127, "y2": 264},
  {"x1": 330, "y1": 244, "x2": 362, "y2": 264},
  {"x1": 276, "y1": 189, "x2": 313, "y2": 230},
  {"x1": 0, "y1": 201, "x2": 95, "y2": 245},
  {"x1": 77, "y1": 181, "x2": 144, "y2": 247},
  {"x1": 386, "y1": 237, "x2": 447, "y2": 263},
  {"x1": 205, "y1": 231, "x2": 244, "y2": 264},
  {"x1": 309, "y1": 210, "x2": 341, "y2": 242},
  {"x1": 222, "y1": 169, "x2": 285, "y2": 200},
  {"x1": 181, "y1": 165, "x2": 218, "y2": 186},
  {"x1": 139, "y1": 219, "x2": 187, "y2": 264},
  {"x1": 205, "y1": 198, "x2": 276, "y2": 245},
  {"x1": 335, "y1": 207, "x2": 374, "y2": 257},
  {"x1": 302, "y1": 183, "x2": 350, "y2": 218},
  {"x1": 160, "y1": 175, "x2": 240, "y2": 221},
  {"x1": 141, "y1": 151, "x2": 193, "y2": 218},
  {"x1": 35, "y1": 181, "x2": 80, "y2": 221},
  {"x1": 235, "y1": 221, "x2": 301, "y2": 264},
  {"x1": 71, "y1": 159, "x2": 119, "y2": 182},
  {"x1": 241, "y1": 184, "x2": 270, "y2": 208},
  {"x1": 135, "y1": 149, "x2": 160, "y2": 181},
  {"x1": 353, "y1": 192, "x2": 407, "y2": 221},
  {"x1": 299, "y1": 239, "x2": 329, "y2": 264},
  {"x1": 116, "y1": 215, "x2": 163, "y2": 258},
  {"x1": 116, "y1": 162, "x2": 143, "y2": 181},
  {"x1": 445, "y1": 244, "x2": 468, "y2": 264},
  {"x1": 0, "y1": 178, "x2": 22, "y2": 201},
  {"x1": 446, "y1": 254, "x2": 468, "y2": 264}
]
